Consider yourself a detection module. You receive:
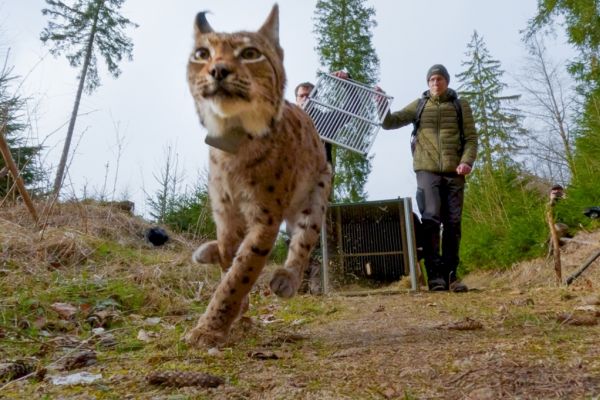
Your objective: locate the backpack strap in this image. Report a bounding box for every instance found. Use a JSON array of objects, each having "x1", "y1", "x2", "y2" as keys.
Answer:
[
  {"x1": 410, "y1": 93, "x2": 428, "y2": 153},
  {"x1": 411, "y1": 93, "x2": 429, "y2": 139}
]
